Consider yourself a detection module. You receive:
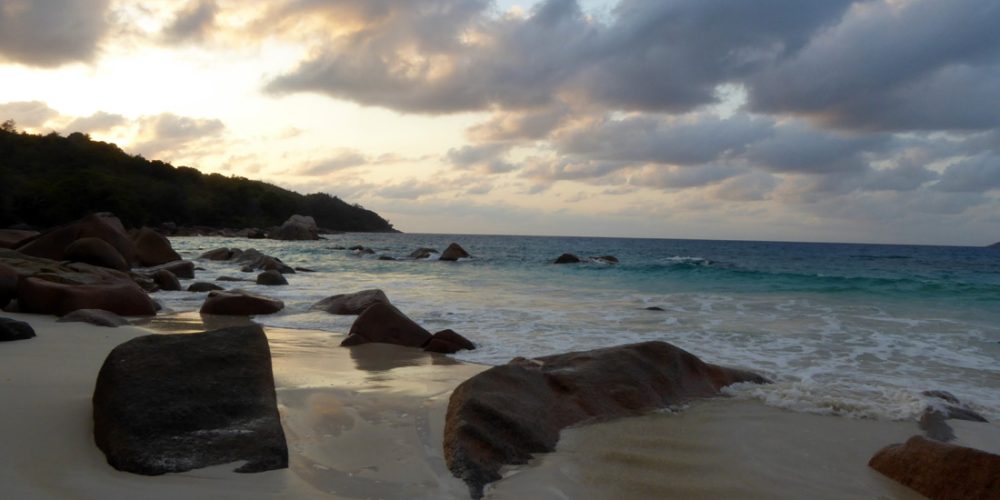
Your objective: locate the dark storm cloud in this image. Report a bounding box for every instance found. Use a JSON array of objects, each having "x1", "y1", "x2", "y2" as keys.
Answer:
[
  {"x1": 555, "y1": 114, "x2": 773, "y2": 166},
  {"x1": 744, "y1": 124, "x2": 889, "y2": 173},
  {"x1": 0, "y1": 0, "x2": 110, "y2": 66},
  {"x1": 265, "y1": 0, "x2": 854, "y2": 114},
  {"x1": 163, "y1": 0, "x2": 218, "y2": 43},
  {"x1": 747, "y1": 0, "x2": 1000, "y2": 131},
  {"x1": 933, "y1": 155, "x2": 1000, "y2": 192}
]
